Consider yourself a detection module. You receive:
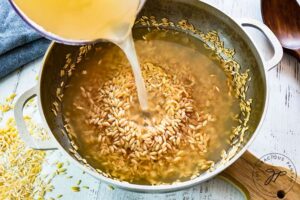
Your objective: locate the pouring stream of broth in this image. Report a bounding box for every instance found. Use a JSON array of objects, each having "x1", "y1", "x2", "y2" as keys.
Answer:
[{"x1": 13, "y1": 0, "x2": 149, "y2": 111}]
